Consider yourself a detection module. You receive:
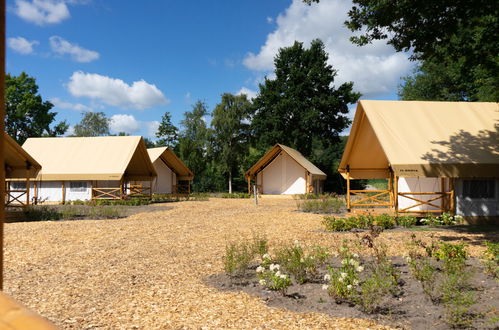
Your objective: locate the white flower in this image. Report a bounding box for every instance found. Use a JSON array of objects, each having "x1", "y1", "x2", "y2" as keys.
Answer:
[
  {"x1": 340, "y1": 272, "x2": 347, "y2": 278},
  {"x1": 353, "y1": 280, "x2": 359, "y2": 286},
  {"x1": 275, "y1": 271, "x2": 281, "y2": 277},
  {"x1": 405, "y1": 256, "x2": 411, "y2": 263},
  {"x1": 341, "y1": 259, "x2": 348, "y2": 265},
  {"x1": 324, "y1": 274, "x2": 331, "y2": 281},
  {"x1": 300, "y1": 258, "x2": 305, "y2": 263},
  {"x1": 259, "y1": 279, "x2": 266, "y2": 286},
  {"x1": 353, "y1": 253, "x2": 359, "y2": 258},
  {"x1": 347, "y1": 285, "x2": 353, "y2": 290},
  {"x1": 280, "y1": 274, "x2": 287, "y2": 279},
  {"x1": 356, "y1": 266, "x2": 364, "y2": 273},
  {"x1": 269, "y1": 264, "x2": 280, "y2": 271},
  {"x1": 262, "y1": 253, "x2": 271, "y2": 260},
  {"x1": 322, "y1": 284, "x2": 329, "y2": 291},
  {"x1": 310, "y1": 256, "x2": 315, "y2": 260},
  {"x1": 338, "y1": 277, "x2": 344, "y2": 282},
  {"x1": 256, "y1": 266, "x2": 264, "y2": 273},
  {"x1": 350, "y1": 259, "x2": 359, "y2": 267}
]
